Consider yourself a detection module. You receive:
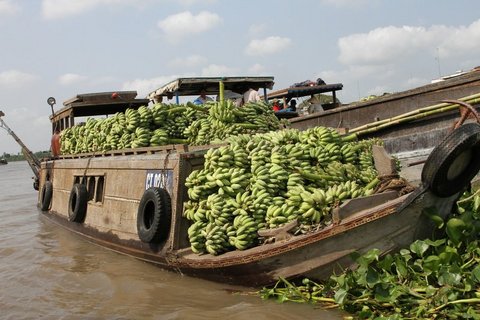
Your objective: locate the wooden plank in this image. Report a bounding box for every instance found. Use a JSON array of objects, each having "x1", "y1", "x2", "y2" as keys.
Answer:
[{"x1": 332, "y1": 191, "x2": 399, "y2": 223}]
